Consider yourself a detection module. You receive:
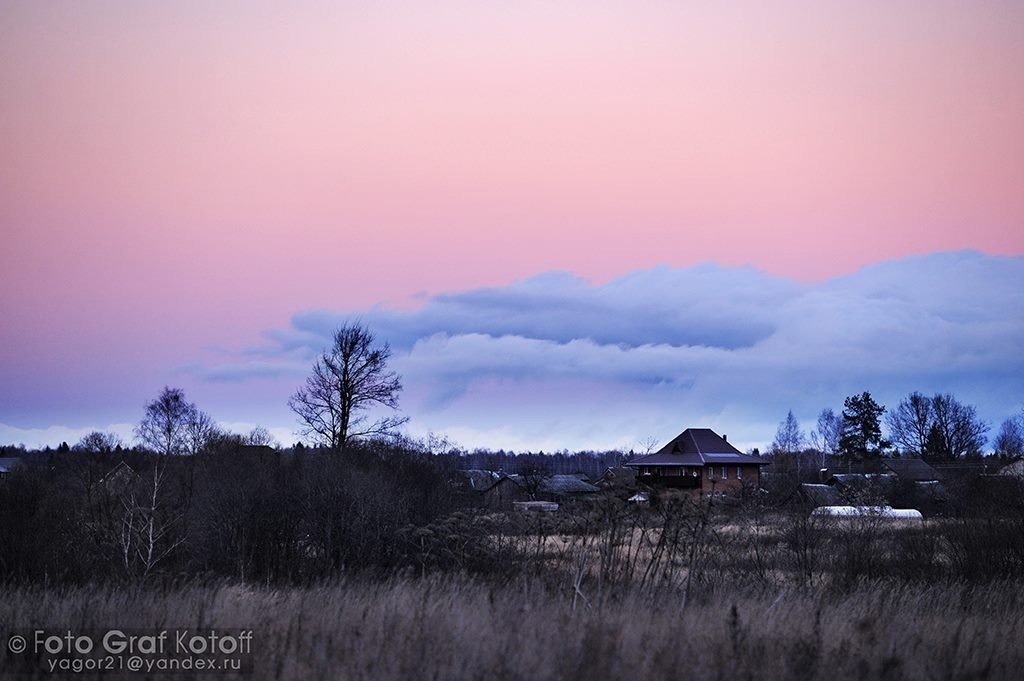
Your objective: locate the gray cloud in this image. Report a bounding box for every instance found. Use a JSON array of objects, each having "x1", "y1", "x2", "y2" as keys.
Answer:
[{"x1": 203, "y1": 250, "x2": 1024, "y2": 451}]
